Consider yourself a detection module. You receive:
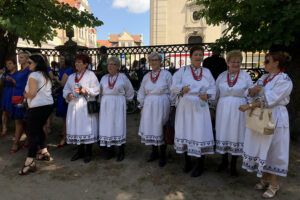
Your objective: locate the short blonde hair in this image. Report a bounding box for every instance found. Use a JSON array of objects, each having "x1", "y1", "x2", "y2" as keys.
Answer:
[{"x1": 226, "y1": 50, "x2": 243, "y2": 62}]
